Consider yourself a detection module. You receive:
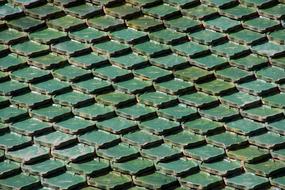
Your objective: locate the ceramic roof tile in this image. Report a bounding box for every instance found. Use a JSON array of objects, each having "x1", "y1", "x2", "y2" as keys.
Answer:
[{"x1": 0, "y1": 0, "x2": 285, "y2": 189}]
